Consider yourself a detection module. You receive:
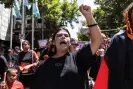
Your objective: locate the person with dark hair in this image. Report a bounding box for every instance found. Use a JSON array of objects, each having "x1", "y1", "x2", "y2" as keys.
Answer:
[
  {"x1": 0, "y1": 47, "x2": 8, "y2": 83},
  {"x1": 94, "y1": 2, "x2": 133, "y2": 89},
  {"x1": 32, "y1": 4, "x2": 102, "y2": 89},
  {"x1": 12, "y1": 46, "x2": 21, "y2": 68},
  {"x1": 4, "y1": 49, "x2": 13, "y2": 68},
  {"x1": 70, "y1": 38, "x2": 79, "y2": 52},
  {"x1": 39, "y1": 38, "x2": 52, "y2": 62},
  {"x1": 89, "y1": 33, "x2": 107, "y2": 81},
  {"x1": 0, "y1": 68, "x2": 24, "y2": 89},
  {"x1": 18, "y1": 40, "x2": 39, "y2": 89}
]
